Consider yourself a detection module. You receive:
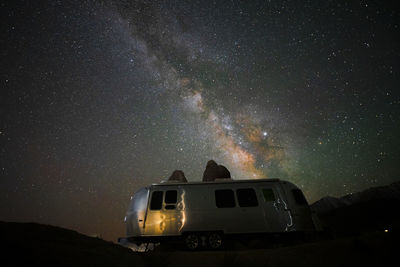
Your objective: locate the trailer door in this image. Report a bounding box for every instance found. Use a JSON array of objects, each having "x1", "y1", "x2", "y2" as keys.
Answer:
[
  {"x1": 144, "y1": 189, "x2": 183, "y2": 236},
  {"x1": 260, "y1": 187, "x2": 291, "y2": 232},
  {"x1": 162, "y1": 189, "x2": 182, "y2": 235}
]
